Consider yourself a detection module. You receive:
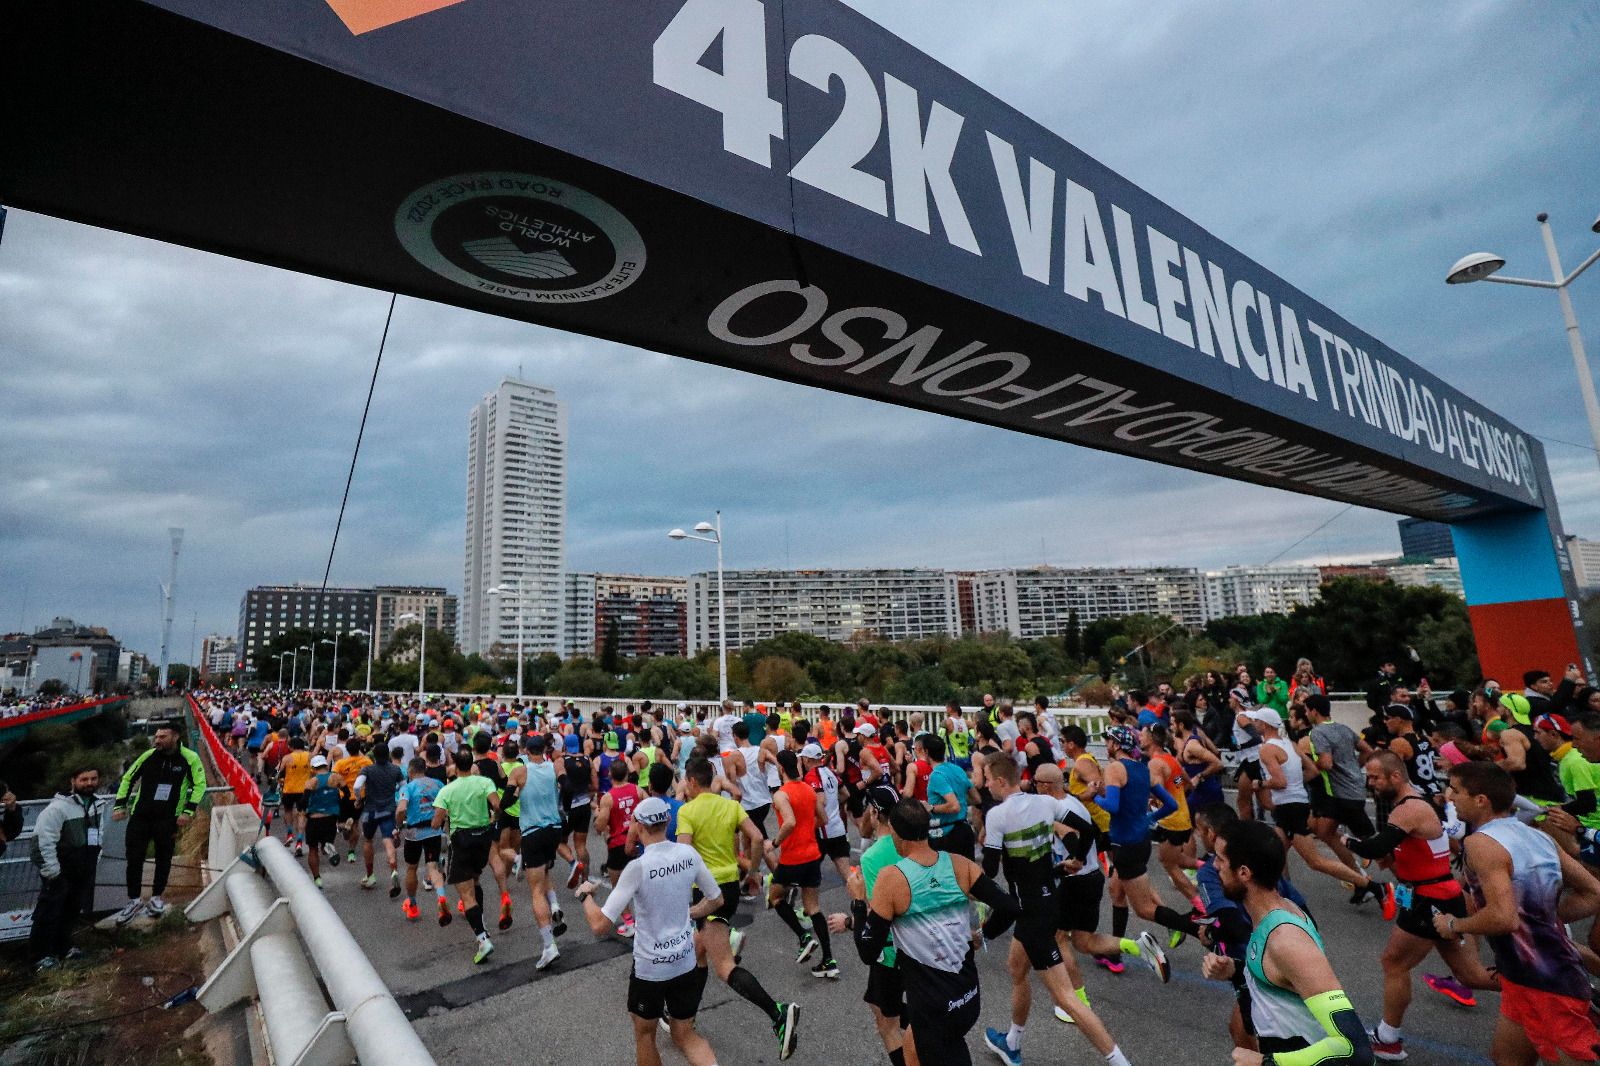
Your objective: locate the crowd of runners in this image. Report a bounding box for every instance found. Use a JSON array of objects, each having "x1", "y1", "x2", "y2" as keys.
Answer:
[{"x1": 189, "y1": 663, "x2": 1600, "y2": 1066}]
